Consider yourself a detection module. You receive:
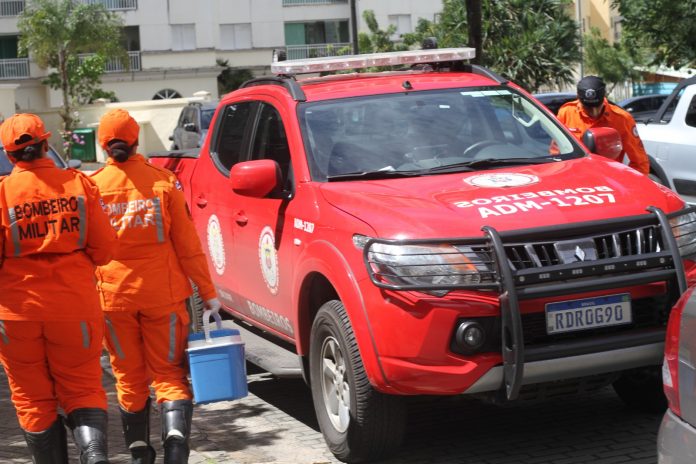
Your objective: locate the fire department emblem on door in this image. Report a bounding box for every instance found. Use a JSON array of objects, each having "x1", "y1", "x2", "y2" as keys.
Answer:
[
  {"x1": 259, "y1": 226, "x2": 279, "y2": 294},
  {"x1": 207, "y1": 214, "x2": 225, "y2": 275}
]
